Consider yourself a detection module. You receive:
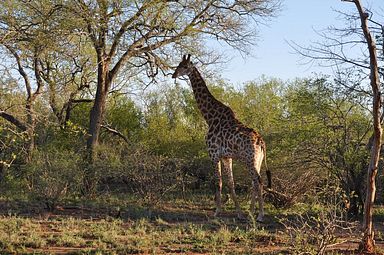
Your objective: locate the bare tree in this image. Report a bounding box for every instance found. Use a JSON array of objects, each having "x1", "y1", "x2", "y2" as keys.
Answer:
[
  {"x1": 291, "y1": 0, "x2": 382, "y2": 252},
  {"x1": 341, "y1": 0, "x2": 383, "y2": 252}
]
